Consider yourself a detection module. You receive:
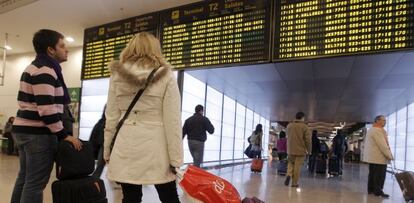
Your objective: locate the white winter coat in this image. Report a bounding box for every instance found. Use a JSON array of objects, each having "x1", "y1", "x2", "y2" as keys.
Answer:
[
  {"x1": 362, "y1": 127, "x2": 393, "y2": 165},
  {"x1": 103, "y1": 61, "x2": 183, "y2": 185}
]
